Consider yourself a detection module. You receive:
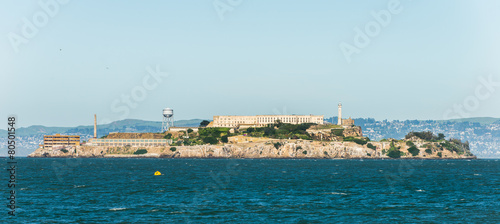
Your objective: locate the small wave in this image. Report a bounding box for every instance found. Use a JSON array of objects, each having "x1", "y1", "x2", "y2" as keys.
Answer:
[
  {"x1": 109, "y1": 208, "x2": 128, "y2": 211},
  {"x1": 323, "y1": 192, "x2": 347, "y2": 195},
  {"x1": 20, "y1": 188, "x2": 28, "y2": 191},
  {"x1": 473, "y1": 174, "x2": 481, "y2": 176},
  {"x1": 73, "y1": 185, "x2": 86, "y2": 188},
  {"x1": 415, "y1": 189, "x2": 425, "y2": 192}
]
